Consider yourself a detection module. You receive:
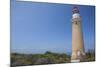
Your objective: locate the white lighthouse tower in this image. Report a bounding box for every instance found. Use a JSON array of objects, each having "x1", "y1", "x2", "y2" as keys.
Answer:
[{"x1": 71, "y1": 7, "x2": 86, "y2": 62}]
